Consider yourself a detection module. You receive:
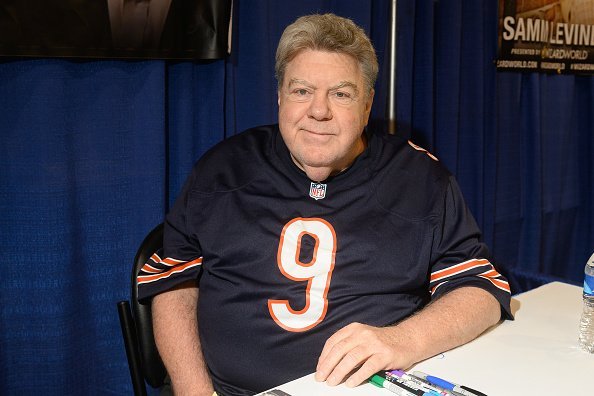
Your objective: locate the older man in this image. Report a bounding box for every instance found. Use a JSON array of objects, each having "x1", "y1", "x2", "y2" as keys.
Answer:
[{"x1": 140, "y1": 13, "x2": 512, "y2": 396}]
